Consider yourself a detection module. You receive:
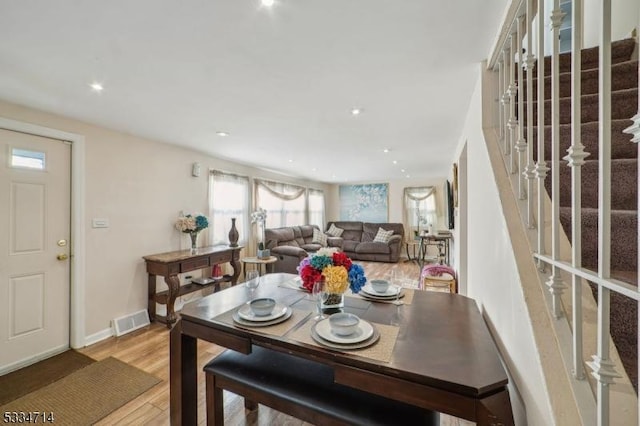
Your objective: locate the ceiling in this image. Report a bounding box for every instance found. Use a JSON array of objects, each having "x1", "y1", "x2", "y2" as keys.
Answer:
[{"x1": 0, "y1": 0, "x2": 508, "y2": 183}]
